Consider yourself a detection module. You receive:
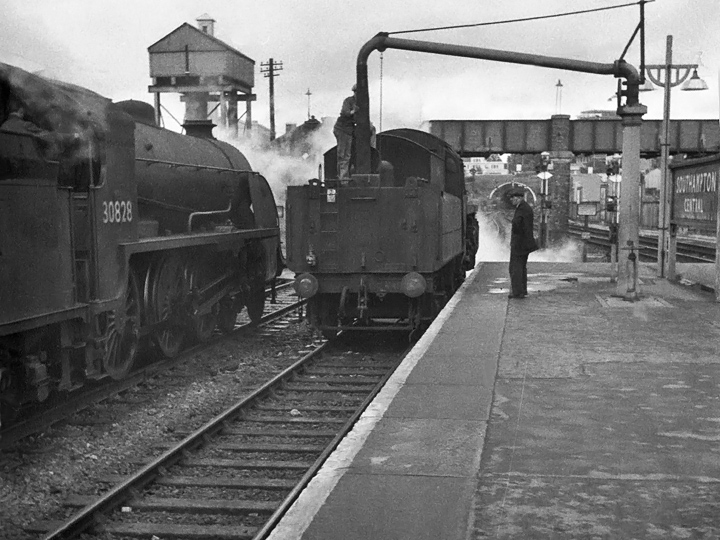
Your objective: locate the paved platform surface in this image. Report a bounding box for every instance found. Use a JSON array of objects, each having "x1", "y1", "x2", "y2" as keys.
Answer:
[{"x1": 269, "y1": 262, "x2": 720, "y2": 540}]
